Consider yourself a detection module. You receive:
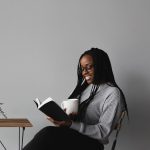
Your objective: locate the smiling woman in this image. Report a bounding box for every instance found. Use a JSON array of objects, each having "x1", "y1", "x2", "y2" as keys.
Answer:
[{"x1": 23, "y1": 48, "x2": 128, "y2": 150}]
